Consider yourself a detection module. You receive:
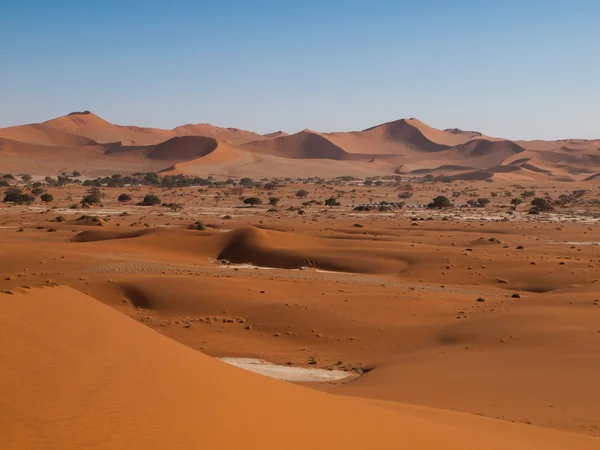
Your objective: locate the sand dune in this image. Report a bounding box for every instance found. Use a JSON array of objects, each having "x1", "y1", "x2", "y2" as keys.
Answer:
[
  {"x1": 0, "y1": 123, "x2": 98, "y2": 146},
  {"x1": 1, "y1": 112, "x2": 599, "y2": 180},
  {"x1": 242, "y1": 130, "x2": 352, "y2": 160},
  {"x1": 146, "y1": 136, "x2": 220, "y2": 160},
  {"x1": 40, "y1": 111, "x2": 264, "y2": 146},
  {"x1": 2, "y1": 286, "x2": 598, "y2": 450},
  {"x1": 360, "y1": 118, "x2": 452, "y2": 152},
  {"x1": 263, "y1": 130, "x2": 289, "y2": 138},
  {"x1": 445, "y1": 140, "x2": 525, "y2": 168}
]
